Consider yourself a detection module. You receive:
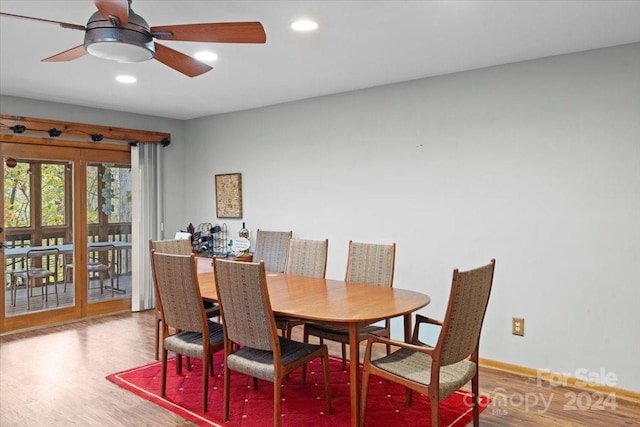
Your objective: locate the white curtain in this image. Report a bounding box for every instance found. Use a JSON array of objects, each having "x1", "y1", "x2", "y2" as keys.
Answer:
[{"x1": 131, "y1": 143, "x2": 163, "y2": 311}]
